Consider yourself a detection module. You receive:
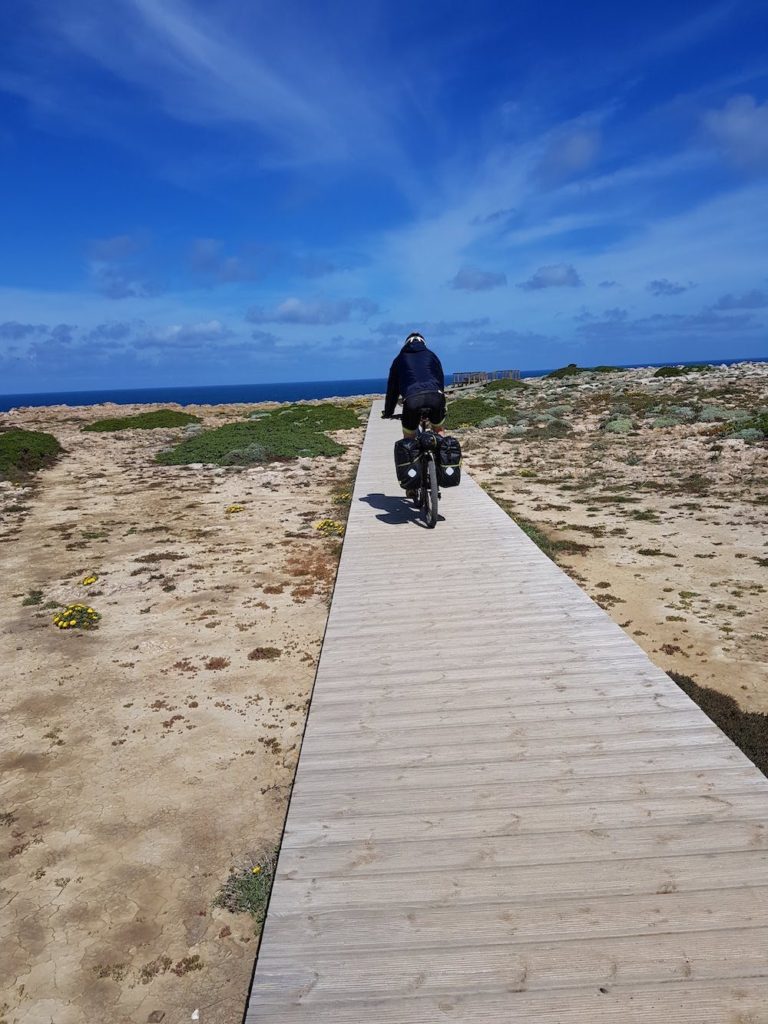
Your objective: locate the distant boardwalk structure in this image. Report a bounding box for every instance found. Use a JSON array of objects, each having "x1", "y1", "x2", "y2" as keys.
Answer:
[
  {"x1": 245, "y1": 399, "x2": 768, "y2": 1022},
  {"x1": 452, "y1": 368, "x2": 521, "y2": 385}
]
